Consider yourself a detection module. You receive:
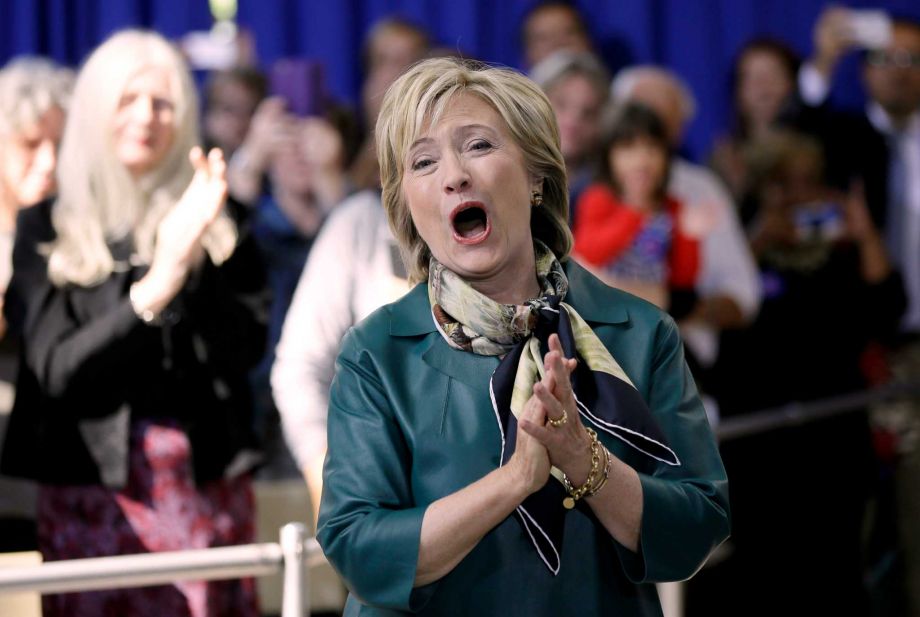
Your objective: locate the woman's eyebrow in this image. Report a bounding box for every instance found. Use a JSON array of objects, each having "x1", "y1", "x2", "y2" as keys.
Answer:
[
  {"x1": 455, "y1": 123, "x2": 497, "y2": 136},
  {"x1": 408, "y1": 136, "x2": 435, "y2": 153}
]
